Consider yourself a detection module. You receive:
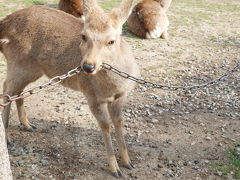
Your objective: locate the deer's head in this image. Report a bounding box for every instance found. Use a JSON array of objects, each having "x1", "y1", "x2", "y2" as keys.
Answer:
[{"x1": 79, "y1": 0, "x2": 133, "y2": 74}]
